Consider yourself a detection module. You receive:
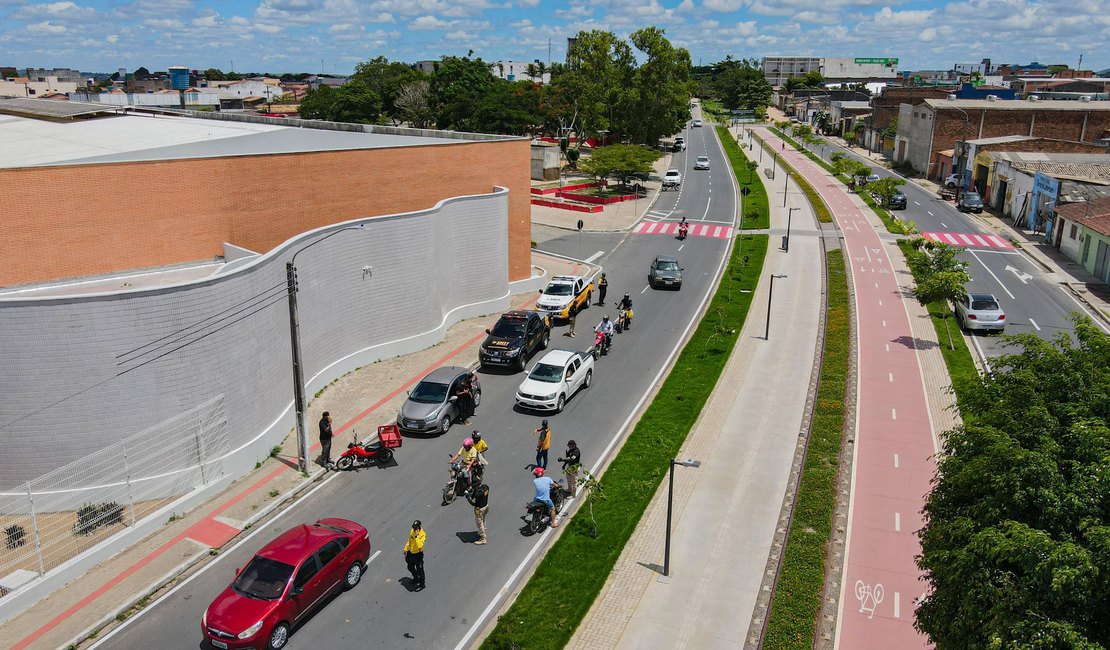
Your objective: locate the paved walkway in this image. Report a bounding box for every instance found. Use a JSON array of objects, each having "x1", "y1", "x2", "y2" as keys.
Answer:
[
  {"x1": 570, "y1": 125, "x2": 825, "y2": 648},
  {"x1": 531, "y1": 155, "x2": 673, "y2": 232},
  {"x1": 0, "y1": 251, "x2": 584, "y2": 650}
]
